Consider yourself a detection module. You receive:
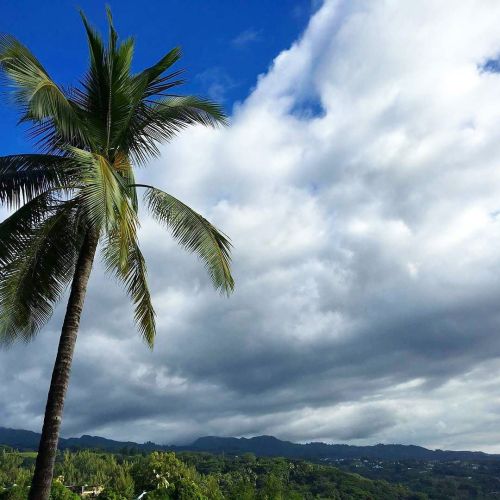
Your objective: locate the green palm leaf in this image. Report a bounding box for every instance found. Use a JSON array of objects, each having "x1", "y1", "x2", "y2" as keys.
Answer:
[
  {"x1": 0, "y1": 154, "x2": 78, "y2": 208},
  {"x1": 141, "y1": 185, "x2": 234, "y2": 295},
  {"x1": 0, "y1": 191, "x2": 54, "y2": 268},
  {"x1": 0, "y1": 10, "x2": 235, "y2": 496},
  {"x1": 0, "y1": 35, "x2": 88, "y2": 149},
  {"x1": 0, "y1": 8, "x2": 234, "y2": 346},
  {"x1": 103, "y1": 228, "x2": 156, "y2": 347},
  {"x1": 0, "y1": 201, "x2": 80, "y2": 344},
  {"x1": 133, "y1": 47, "x2": 184, "y2": 98},
  {"x1": 69, "y1": 147, "x2": 127, "y2": 230},
  {"x1": 124, "y1": 96, "x2": 227, "y2": 164}
]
